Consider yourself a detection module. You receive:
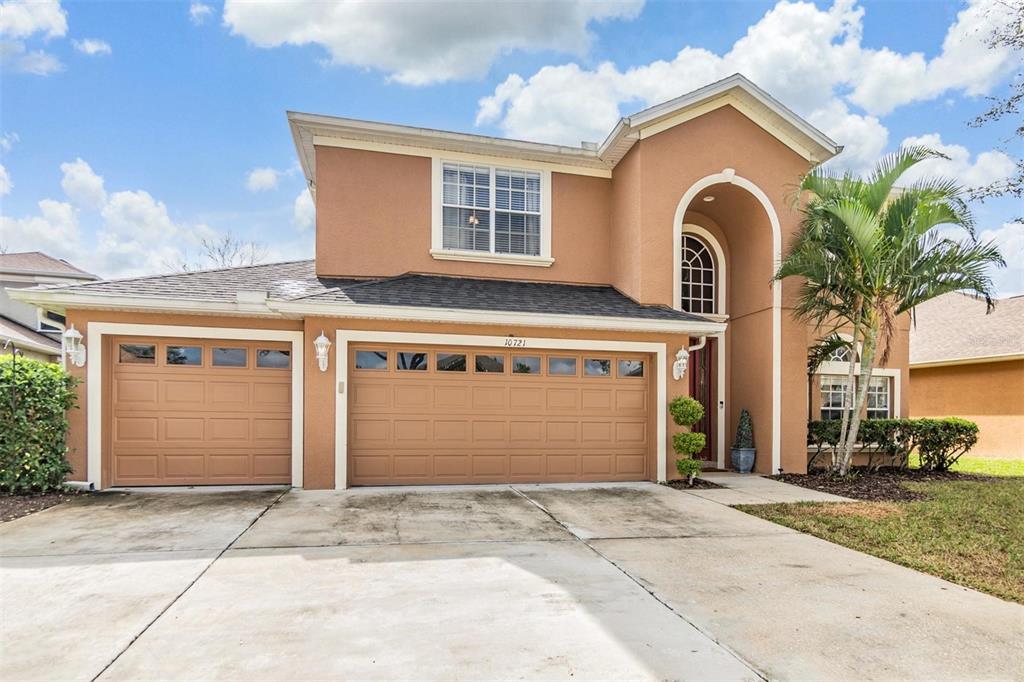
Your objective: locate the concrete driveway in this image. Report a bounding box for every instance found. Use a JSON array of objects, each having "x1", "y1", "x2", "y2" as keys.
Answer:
[{"x1": 2, "y1": 483, "x2": 1022, "y2": 681}]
